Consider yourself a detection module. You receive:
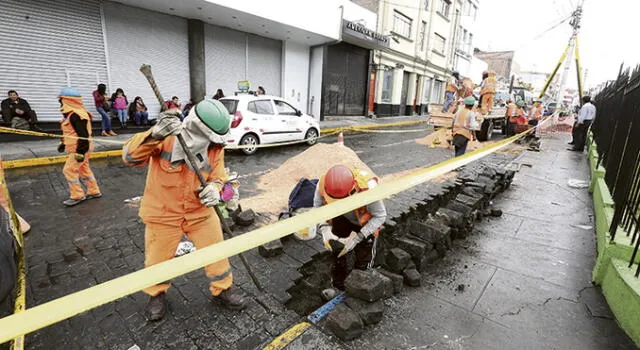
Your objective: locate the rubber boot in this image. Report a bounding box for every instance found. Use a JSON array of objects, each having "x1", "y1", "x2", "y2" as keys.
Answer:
[
  {"x1": 213, "y1": 286, "x2": 246, "y2": 310},
  {"x1": 86, "y1": 193, "x2": 103, "y2": 200},
  {"x1": 63, "y1": 197, "x2": 85, "y2": 207},
  {"x1": 145, "y1": 292, "x2": 166, "y2": 321}
]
